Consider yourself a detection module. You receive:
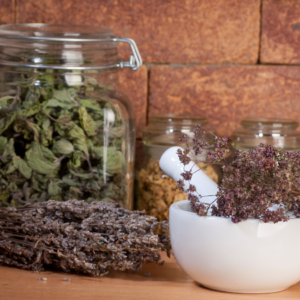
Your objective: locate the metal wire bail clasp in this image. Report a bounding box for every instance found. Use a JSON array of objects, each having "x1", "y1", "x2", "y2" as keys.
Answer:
[
  {"x1": 114, "y1": 37, "x2": 143, "y2": 71},
  {"x1": 0, "y1": 34, "x2": 143, "y2": 71}
]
